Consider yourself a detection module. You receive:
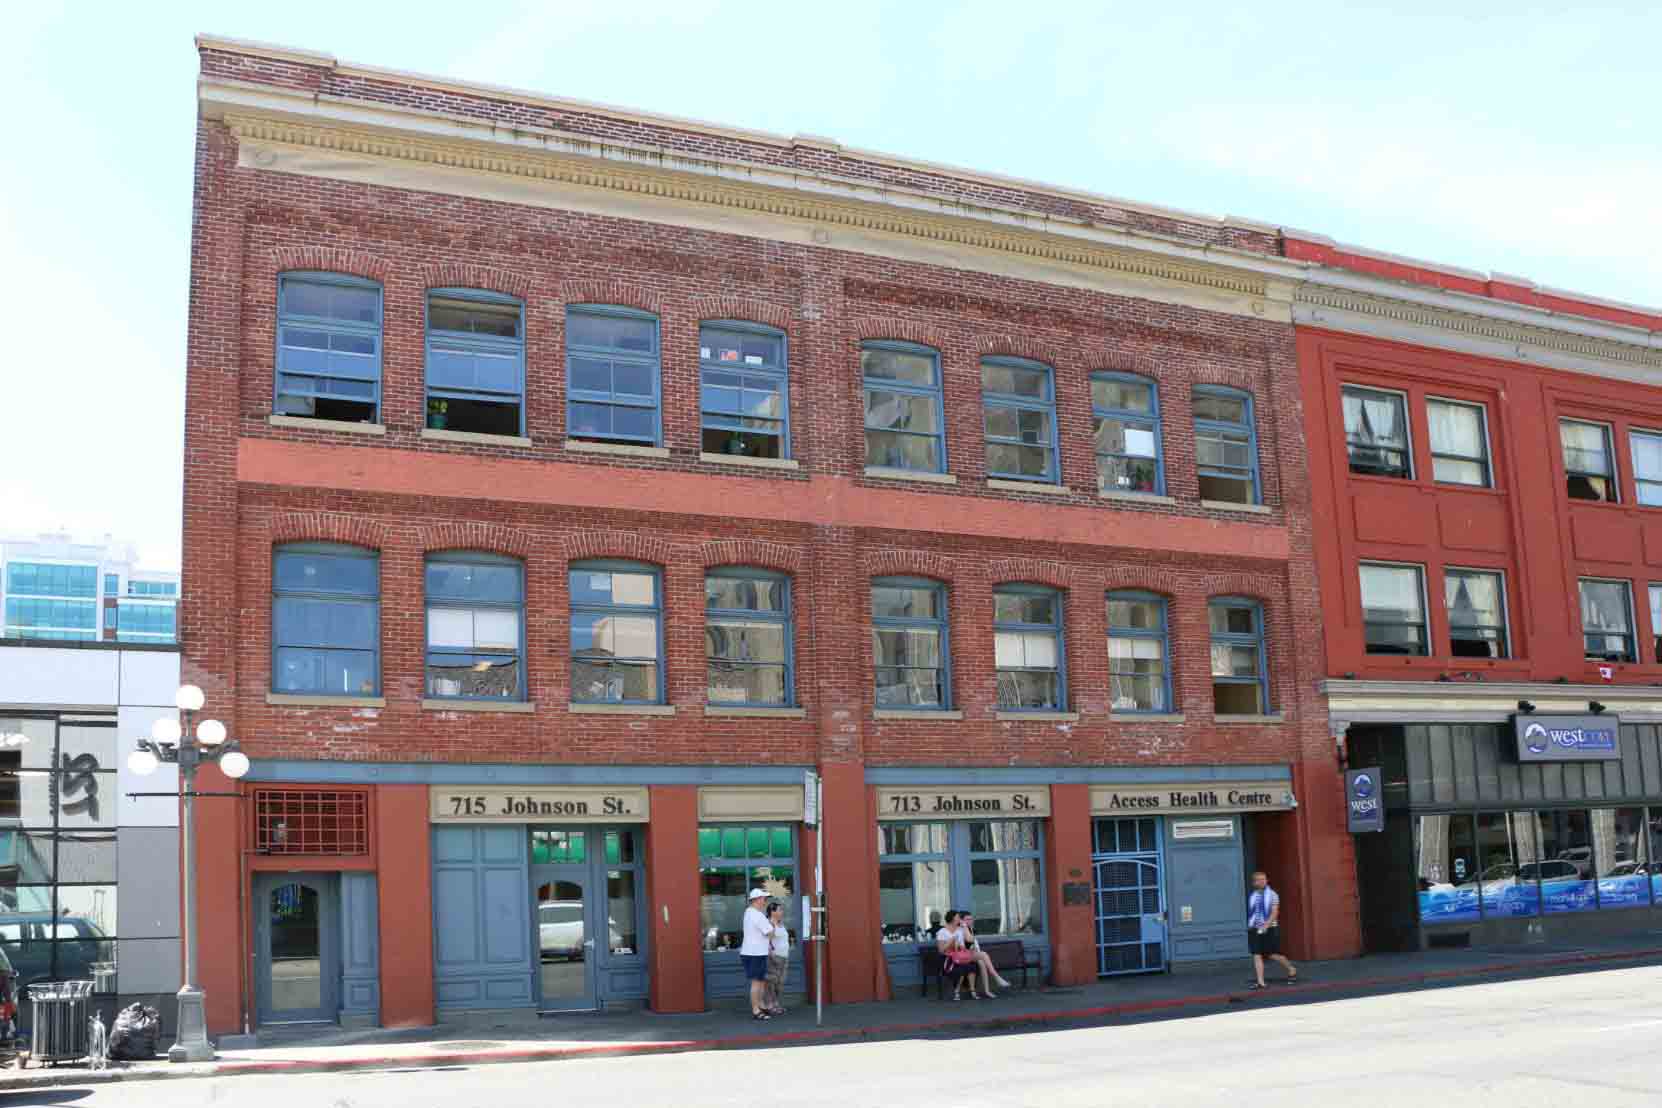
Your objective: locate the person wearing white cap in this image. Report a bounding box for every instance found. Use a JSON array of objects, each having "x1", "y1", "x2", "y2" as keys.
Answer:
[{"x1": 740, "y1": 887, "x2": 776, "y2": 1020}]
